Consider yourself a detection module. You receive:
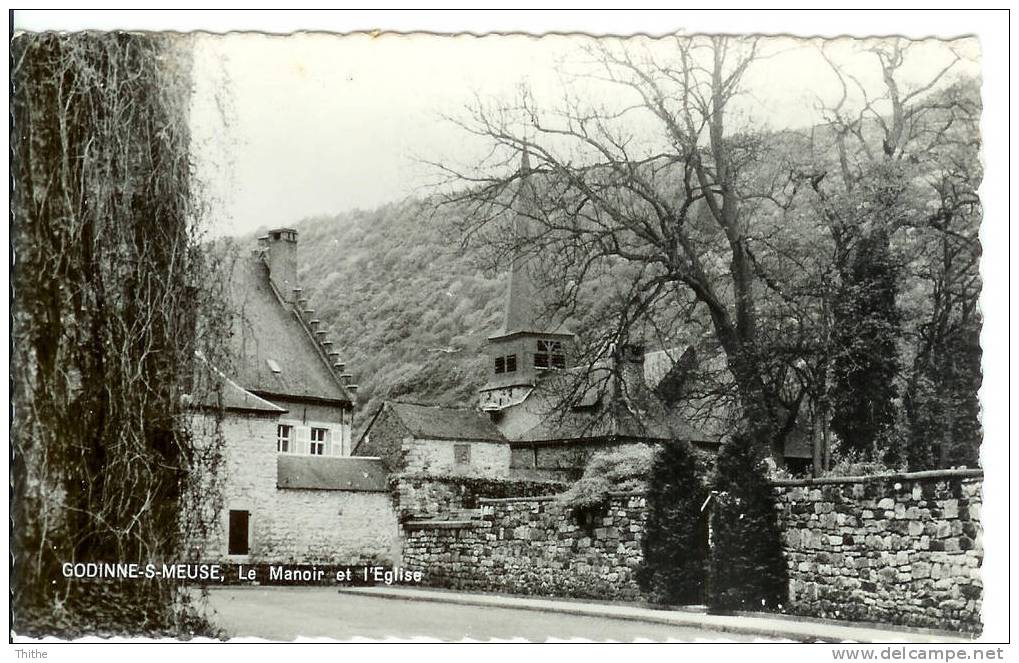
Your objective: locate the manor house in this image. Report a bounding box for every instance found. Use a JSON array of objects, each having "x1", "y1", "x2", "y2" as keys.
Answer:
[{"x1": 194, "y1": 229, "x2": 398, "y2": 566}]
